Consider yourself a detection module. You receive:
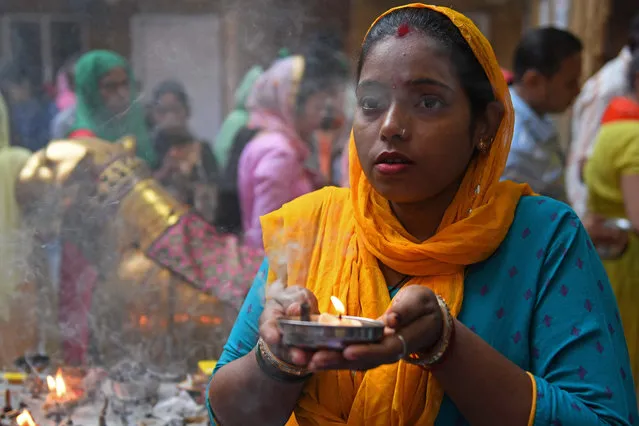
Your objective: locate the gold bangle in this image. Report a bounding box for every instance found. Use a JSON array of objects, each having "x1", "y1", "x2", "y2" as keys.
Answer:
[
  {"x1": 405, "y1": 295, "x2": 454, "y2": 368},
  {"x1": 256, "y1": 338, "x2": 310, "y2": 379}
]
